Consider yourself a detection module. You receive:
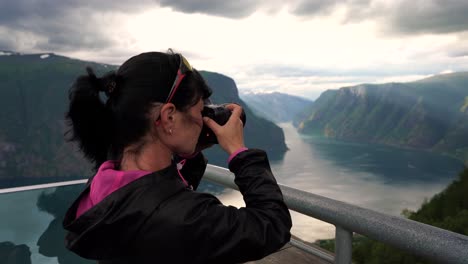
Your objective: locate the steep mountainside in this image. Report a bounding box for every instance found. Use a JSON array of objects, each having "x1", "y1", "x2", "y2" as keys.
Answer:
[
  {"x1": 0, "y1": 53, "x2": 287, "y2": 185},
  {"x1": 240, "y1": 91, "x2": 313, "y2": 123},
  {"x1": 296, "y1": 72, "x2": 468, "y2": 165},
  {"x1": 0, "y1": 52, "x2": 113, "y2": 182}
]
